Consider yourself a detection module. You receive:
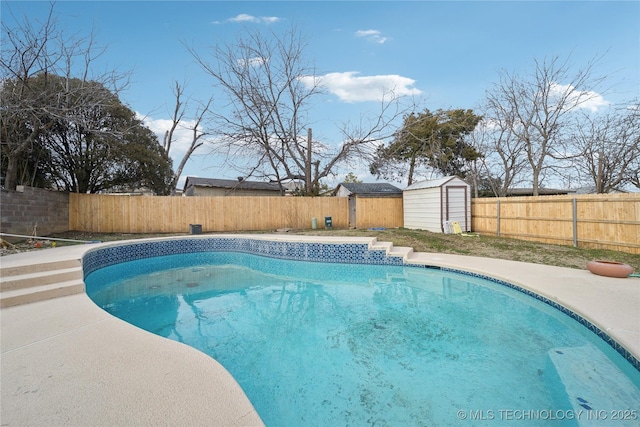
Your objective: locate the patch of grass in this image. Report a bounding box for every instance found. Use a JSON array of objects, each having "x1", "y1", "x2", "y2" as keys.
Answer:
[{"x1": 292, "y1": 228, "x2": 640, "y2": 271}]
